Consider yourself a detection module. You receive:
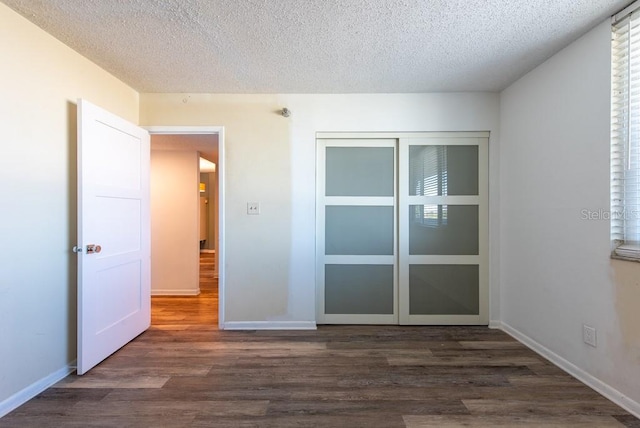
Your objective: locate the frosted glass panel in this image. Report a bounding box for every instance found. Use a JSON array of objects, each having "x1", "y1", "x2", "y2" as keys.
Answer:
[
  {"x1": 325, "y1": 265, "x2": 394, "y2": 314},
  {"x1": 409, "y1": 205, "x2": 478, "y2": 255},
  {"x1": 326, "y1": 206, "x2": 394, "y2": 255},
  {"x1": 409, "y1": 145, "x2": 478, "y2": 196},
  {"x1": 326, "y1": 147, "x2": 394, "y2": 196},
  {"x1": 409, "y1": 265, "x2": 479, "y2": 315}
]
